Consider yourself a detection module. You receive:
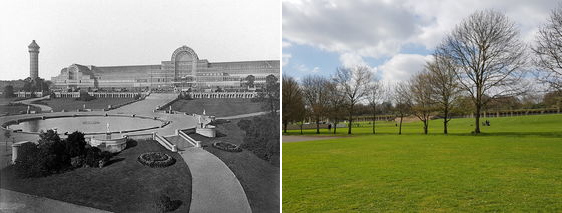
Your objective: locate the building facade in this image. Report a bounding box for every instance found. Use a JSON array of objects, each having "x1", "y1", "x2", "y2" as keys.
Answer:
[{"x1": 51, "y1": 45, "x2": 279, "y2": 90}]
